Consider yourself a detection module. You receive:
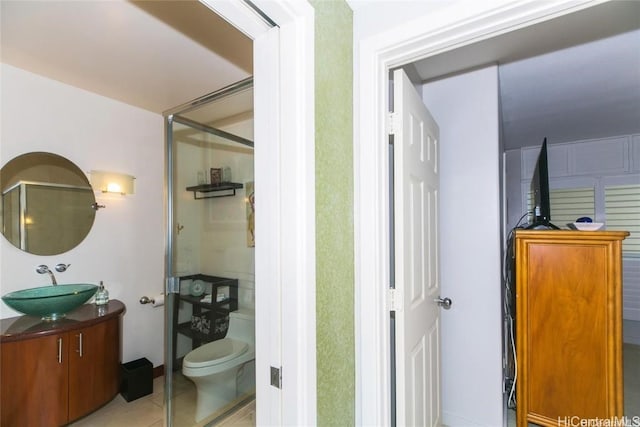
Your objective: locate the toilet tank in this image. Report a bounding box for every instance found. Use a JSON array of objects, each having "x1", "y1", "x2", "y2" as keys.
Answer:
[{"x1": 226, "y1": 308, "x2": 255, "y2": 345}]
